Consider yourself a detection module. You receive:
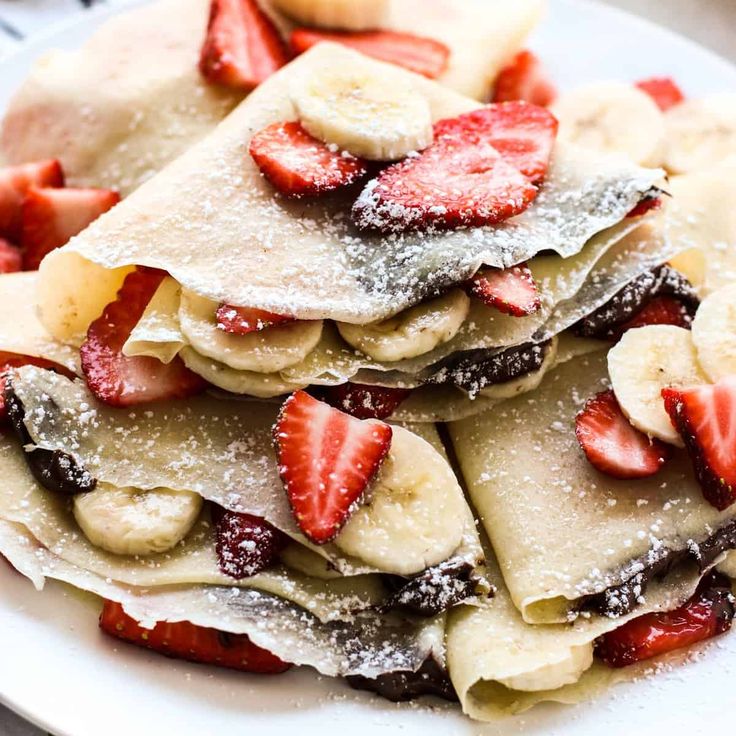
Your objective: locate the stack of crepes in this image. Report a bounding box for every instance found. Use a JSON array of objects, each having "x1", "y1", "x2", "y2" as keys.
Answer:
[{"x1": 2, "y1": 0, "x2": 736, "y2": 724}]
